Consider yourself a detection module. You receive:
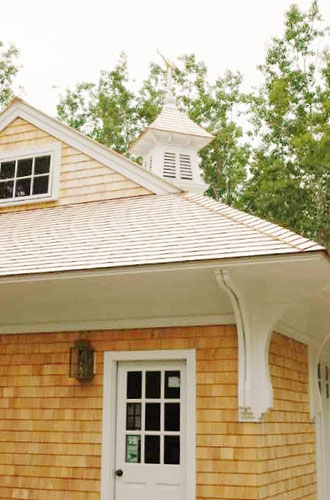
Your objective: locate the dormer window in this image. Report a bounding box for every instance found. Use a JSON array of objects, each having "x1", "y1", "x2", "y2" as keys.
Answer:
[{"x1": 0, "y1": 143, "x2": 61, "y2": 206}]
